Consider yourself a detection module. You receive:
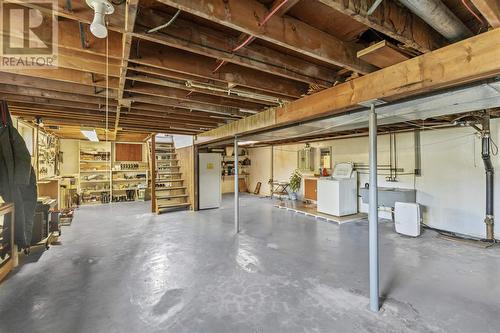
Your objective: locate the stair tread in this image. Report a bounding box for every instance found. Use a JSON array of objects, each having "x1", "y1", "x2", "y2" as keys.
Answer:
[
  {"x1": 157, "y1": 202, "x2": 190, "y2": 209},
  {"x1": 155, "y1": 186, "x2": 186, "y2": 191},
  {"x1": 156, "y1": 179, "x2": 185, "y2": 183},
  {"x1": 157, "y1": 194, "x2": 188, "y2": 199}
]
